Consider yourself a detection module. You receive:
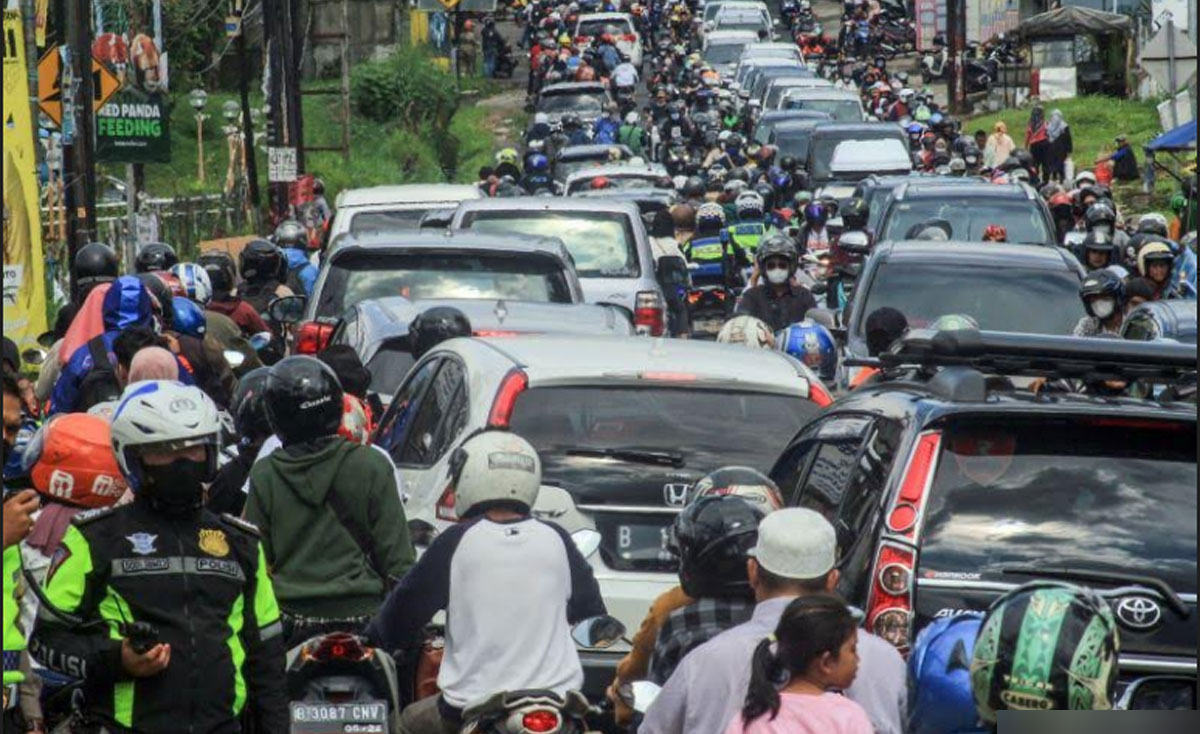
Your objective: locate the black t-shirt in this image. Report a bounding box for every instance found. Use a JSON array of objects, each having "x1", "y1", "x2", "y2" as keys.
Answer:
[{"x1": 736, "y1": 283, "x2": 819, "y2": 331}]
